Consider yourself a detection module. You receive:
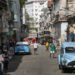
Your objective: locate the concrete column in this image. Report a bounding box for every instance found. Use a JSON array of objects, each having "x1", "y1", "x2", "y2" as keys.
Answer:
[
  {"x1": 61, "y1": 0, "x2": 67, "y2": 8},
  {"x1": 61, "y1": 22, "x2": 68, "y2": 43}
]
